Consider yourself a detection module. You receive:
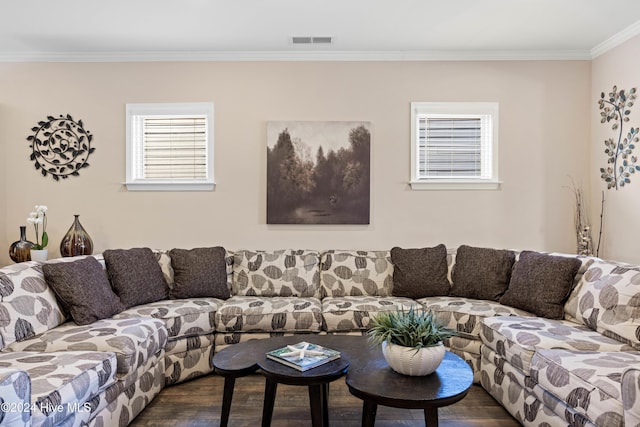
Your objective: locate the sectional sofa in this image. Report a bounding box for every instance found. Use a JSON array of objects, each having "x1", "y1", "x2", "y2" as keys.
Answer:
[{"x1": 0, "y1": 245, "x2": 639, "y2": 427}]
